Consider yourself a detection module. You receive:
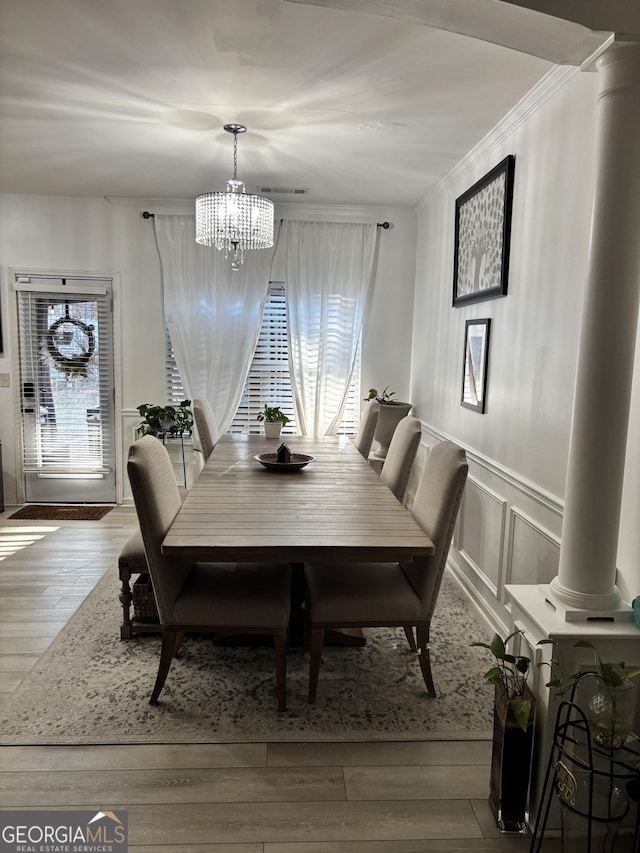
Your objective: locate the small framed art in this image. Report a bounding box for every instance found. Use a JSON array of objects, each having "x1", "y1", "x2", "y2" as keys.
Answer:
[
  {"x1": 453, "y1": 154, "x2": 515, "y2": 307},
  {"x1": 461, "y1": 318, "x2": 491, "y2": 413}
]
